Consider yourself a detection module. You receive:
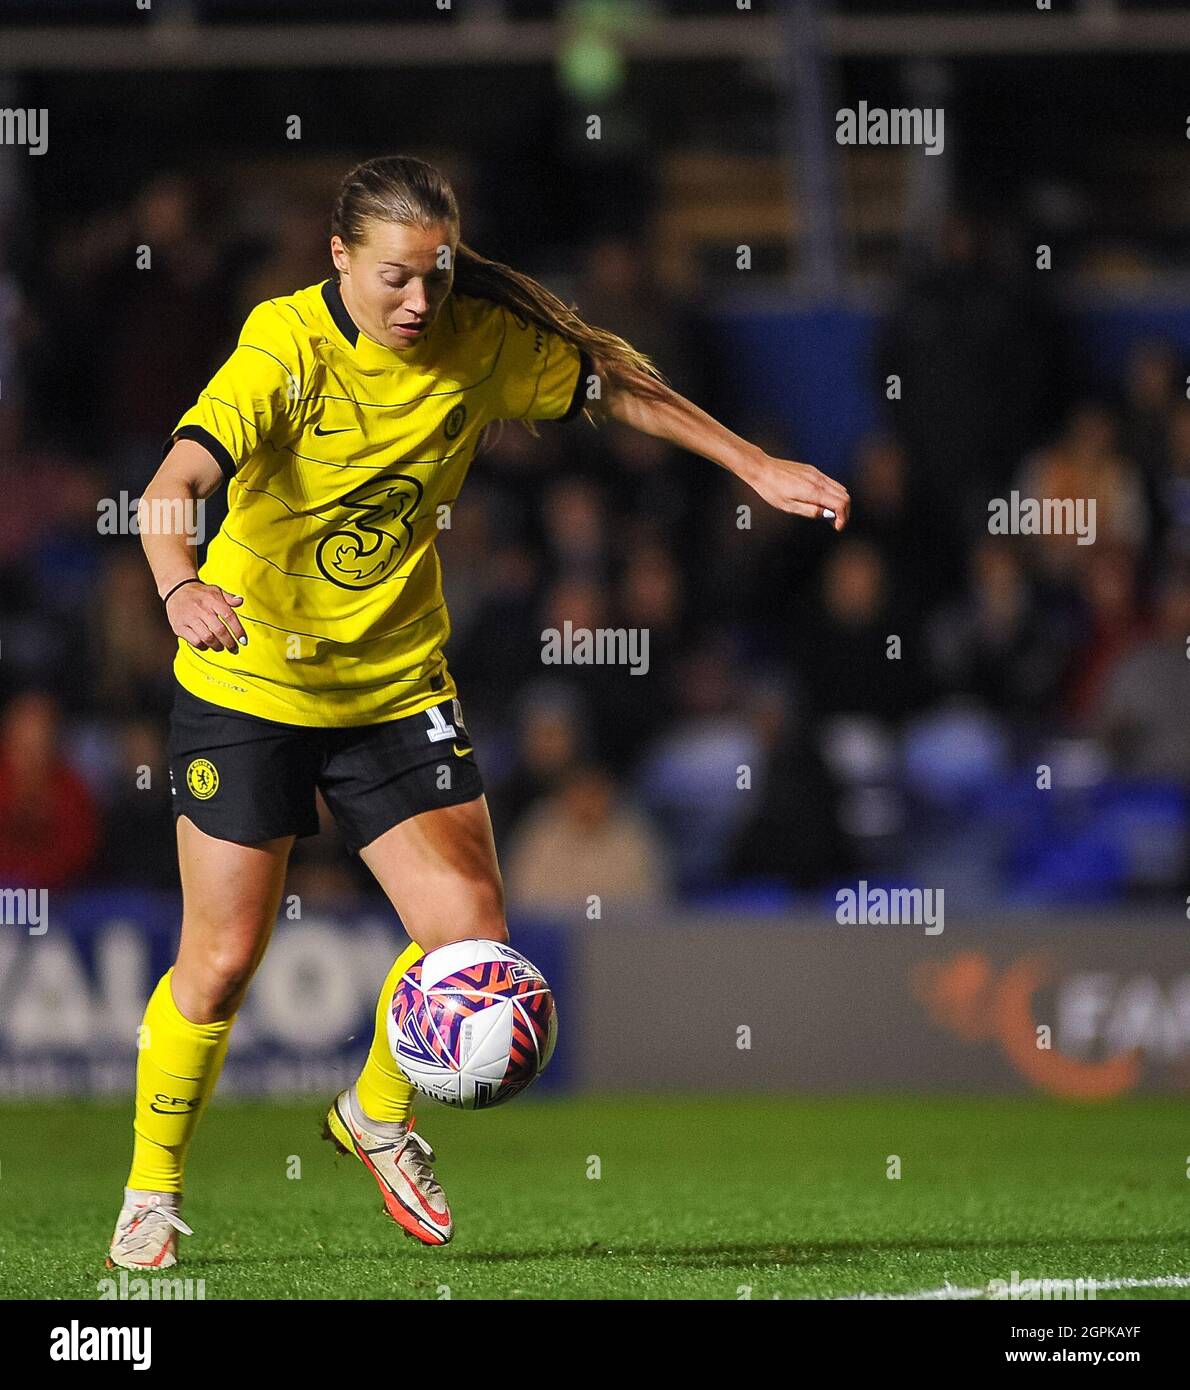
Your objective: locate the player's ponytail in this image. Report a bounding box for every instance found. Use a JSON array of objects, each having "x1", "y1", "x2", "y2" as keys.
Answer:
[
  {"x1": 451, "y1": 240, "x2": 670, "y2": 427},
  {"x1": 332, "y1": 155, "x2": 671, "y2": 429}
]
